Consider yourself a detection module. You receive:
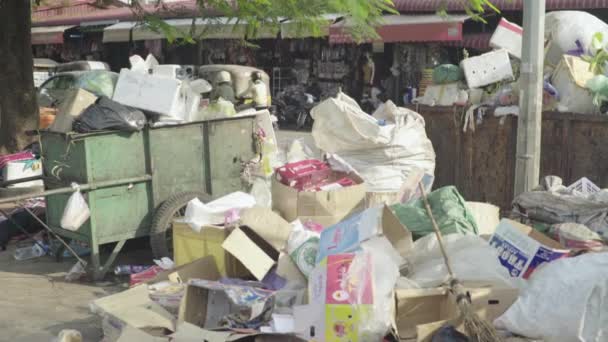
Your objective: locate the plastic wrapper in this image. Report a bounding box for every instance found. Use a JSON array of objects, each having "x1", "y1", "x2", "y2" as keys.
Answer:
[
  {"x1": 183, "y1": 192, "x2": 256, "y2": 232},
  {"x1": 586, "y1": 74, "x2": 608, "y2": 107},
  {"x1": 60, "y1": 184, "x2": 91, "y2": 231},
  {"x1": 550, "y1": 222, "x2": 604, "y2": 250},
  {"x1": 286, "y1": 220, "x2": 320, "y2": 277},
  {"x1": 73, "y1": 97, "x2": 146, "y2": 132}
]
